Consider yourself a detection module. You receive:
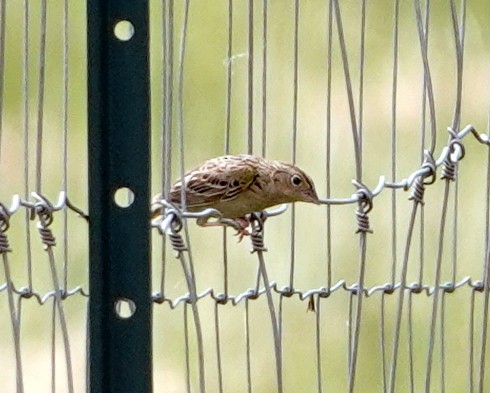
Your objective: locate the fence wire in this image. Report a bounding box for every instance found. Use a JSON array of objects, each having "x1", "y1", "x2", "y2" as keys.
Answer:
[
  {"x1": 0, "y1": 1, "x2": 88, "y2": 393},
  {"x1": 150, "y1": 1, "x2": 490, "y2": 393},
  {"x1": 1, "y1": 1, "x2": 490, "y2": 393}
]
